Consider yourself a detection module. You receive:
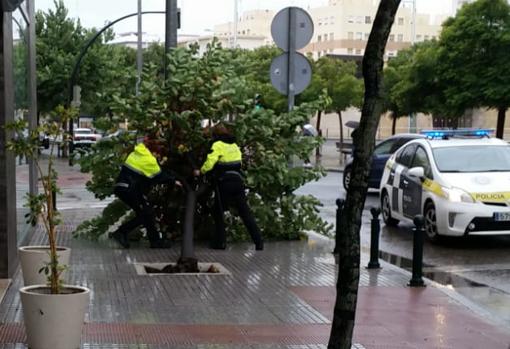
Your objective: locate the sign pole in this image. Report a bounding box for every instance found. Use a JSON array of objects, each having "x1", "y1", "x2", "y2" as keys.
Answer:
[{"x1": 287, "y1": 7, "x2": 296, "y2": 112}]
